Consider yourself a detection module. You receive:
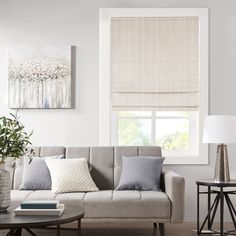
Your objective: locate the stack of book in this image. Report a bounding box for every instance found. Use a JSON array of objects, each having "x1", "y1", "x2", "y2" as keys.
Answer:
[{"x1": 14, "y1": 200, "x2": 65, "y2": 216}]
